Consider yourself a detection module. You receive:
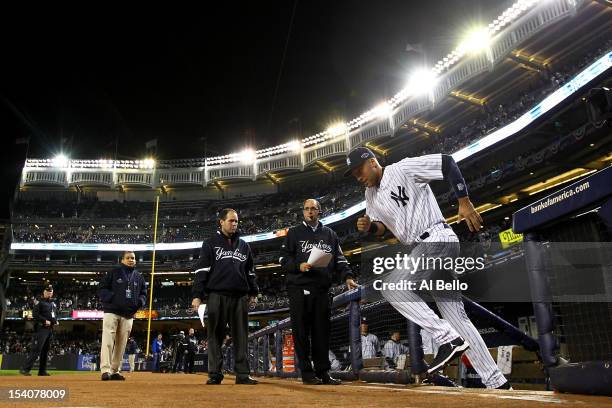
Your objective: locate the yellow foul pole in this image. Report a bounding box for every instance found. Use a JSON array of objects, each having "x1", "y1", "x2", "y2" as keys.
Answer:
[{"x1": 145, "y1": 195, "x2": 160, "y2": 357}]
